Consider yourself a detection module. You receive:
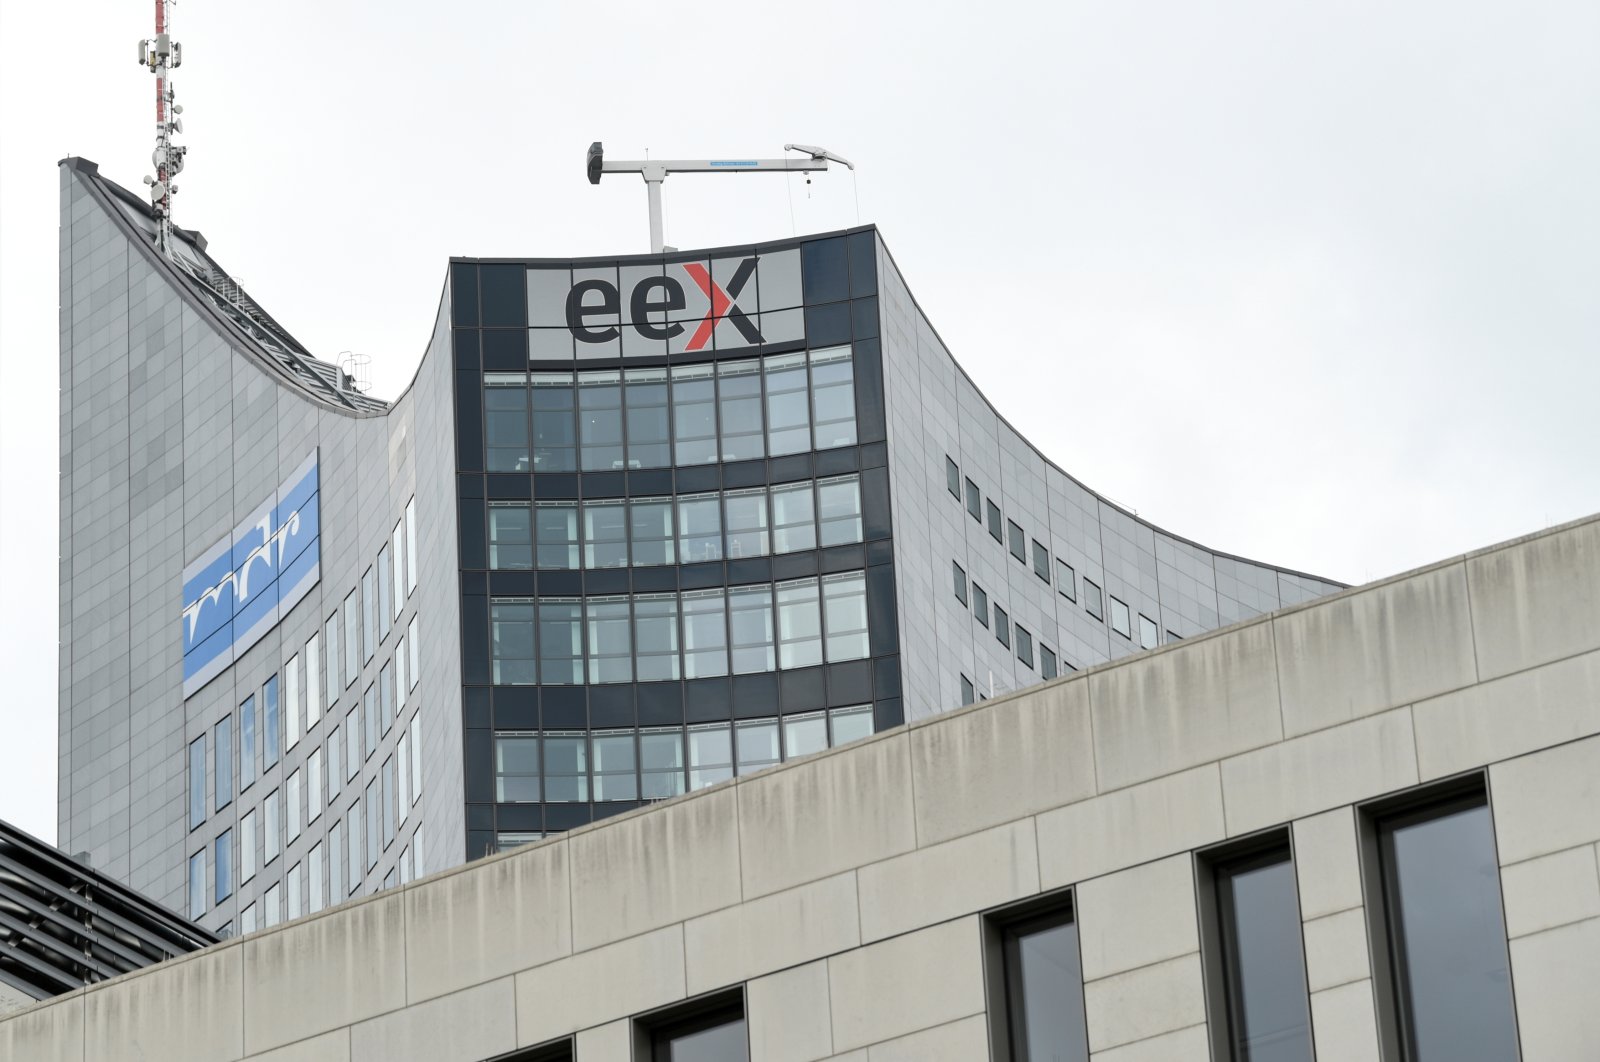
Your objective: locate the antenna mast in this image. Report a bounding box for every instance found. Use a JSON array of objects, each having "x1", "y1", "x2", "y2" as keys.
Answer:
[{"x1": 138, "y1": 0, "x2": 186, "y2": 256}]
